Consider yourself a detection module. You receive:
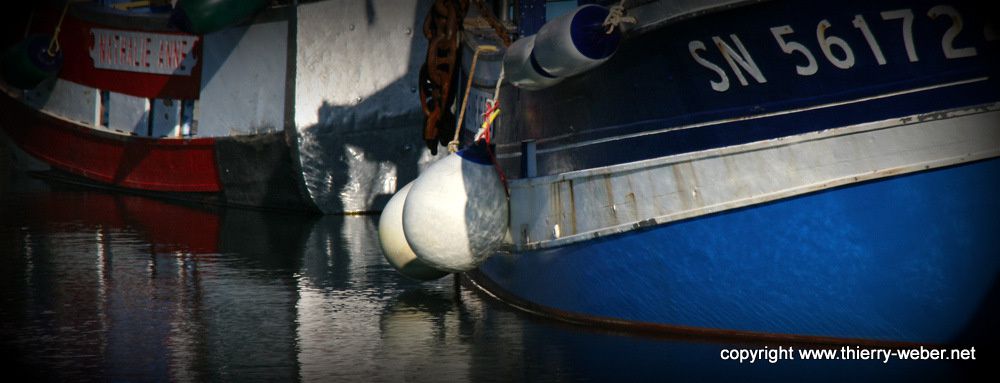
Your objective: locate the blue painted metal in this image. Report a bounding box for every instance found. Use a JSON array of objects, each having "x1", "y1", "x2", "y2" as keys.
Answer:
[
  {"x1": 474, "y1": 0, "x2": 1000, "y2": 343},
  {"x1": 479, "y1": 158, "x2": 1000, "y2": 343},
  {"x1": 456, "y1": 142, "x2": 494, "y2": 165},
  {"x1": 494, "y1": 0, "x2": 1000, "y2": 178},
  {"x1": 568, "y1": 5, "x2": 619, "y2": 60},
  {"x1": 516, "y1": 0, "x2": 546, "y2": 37},
  {"x1": 97, "y1": 0, "x2": 171, "y2": 13},
  {"x1": 498, "y1": 77, "x2": 998, "y2": 177},
  {"x1": 520, "y1": 140, "x2": 536, "y2": 177}
]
